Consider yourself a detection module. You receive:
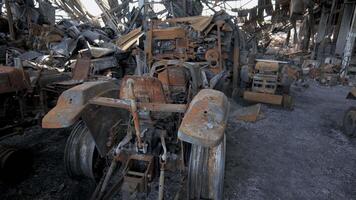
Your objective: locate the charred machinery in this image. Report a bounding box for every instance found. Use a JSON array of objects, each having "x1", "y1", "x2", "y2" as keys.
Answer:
[
  {"x1": 41, "y1": 12, "x2": 238, "y2": 199},
  {"x1": 0, "y1": 66, "x2": 31, "y2": 131},
  {"x1": 0, "y1": 64, "x2": 73, "y2": 135},
  {"x1": 142, "y1": 11, "x2": 241, "y2": 92},
  {"x1": 241, "y1": 60, "x2": 296, "y2": 108},
  {"x1": 42, "y1": 63, "x2": 229, "y2": 199},
  {"x1": 0, "y1": 66, "x2": 62, "y2": 135}
]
